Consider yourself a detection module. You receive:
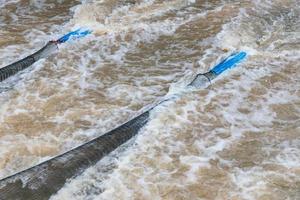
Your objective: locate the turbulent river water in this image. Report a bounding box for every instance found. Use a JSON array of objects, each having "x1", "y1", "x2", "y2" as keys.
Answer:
[{"x1": 0, "y1": 0, "x2": 299, "y2": 199}]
